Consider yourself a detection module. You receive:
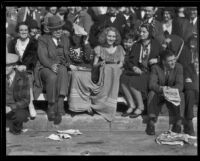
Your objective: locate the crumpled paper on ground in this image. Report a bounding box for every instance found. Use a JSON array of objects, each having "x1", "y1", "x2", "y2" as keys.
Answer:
[
  {"x1": 46, "y1": 133, "x2": 72, "y2": 141},
  {"x1": 46, "y1": 129, "x2": 82, "y2": 141},
  {"x1": 156, "y1": 130, "x2": 197, "y2": 146}
]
